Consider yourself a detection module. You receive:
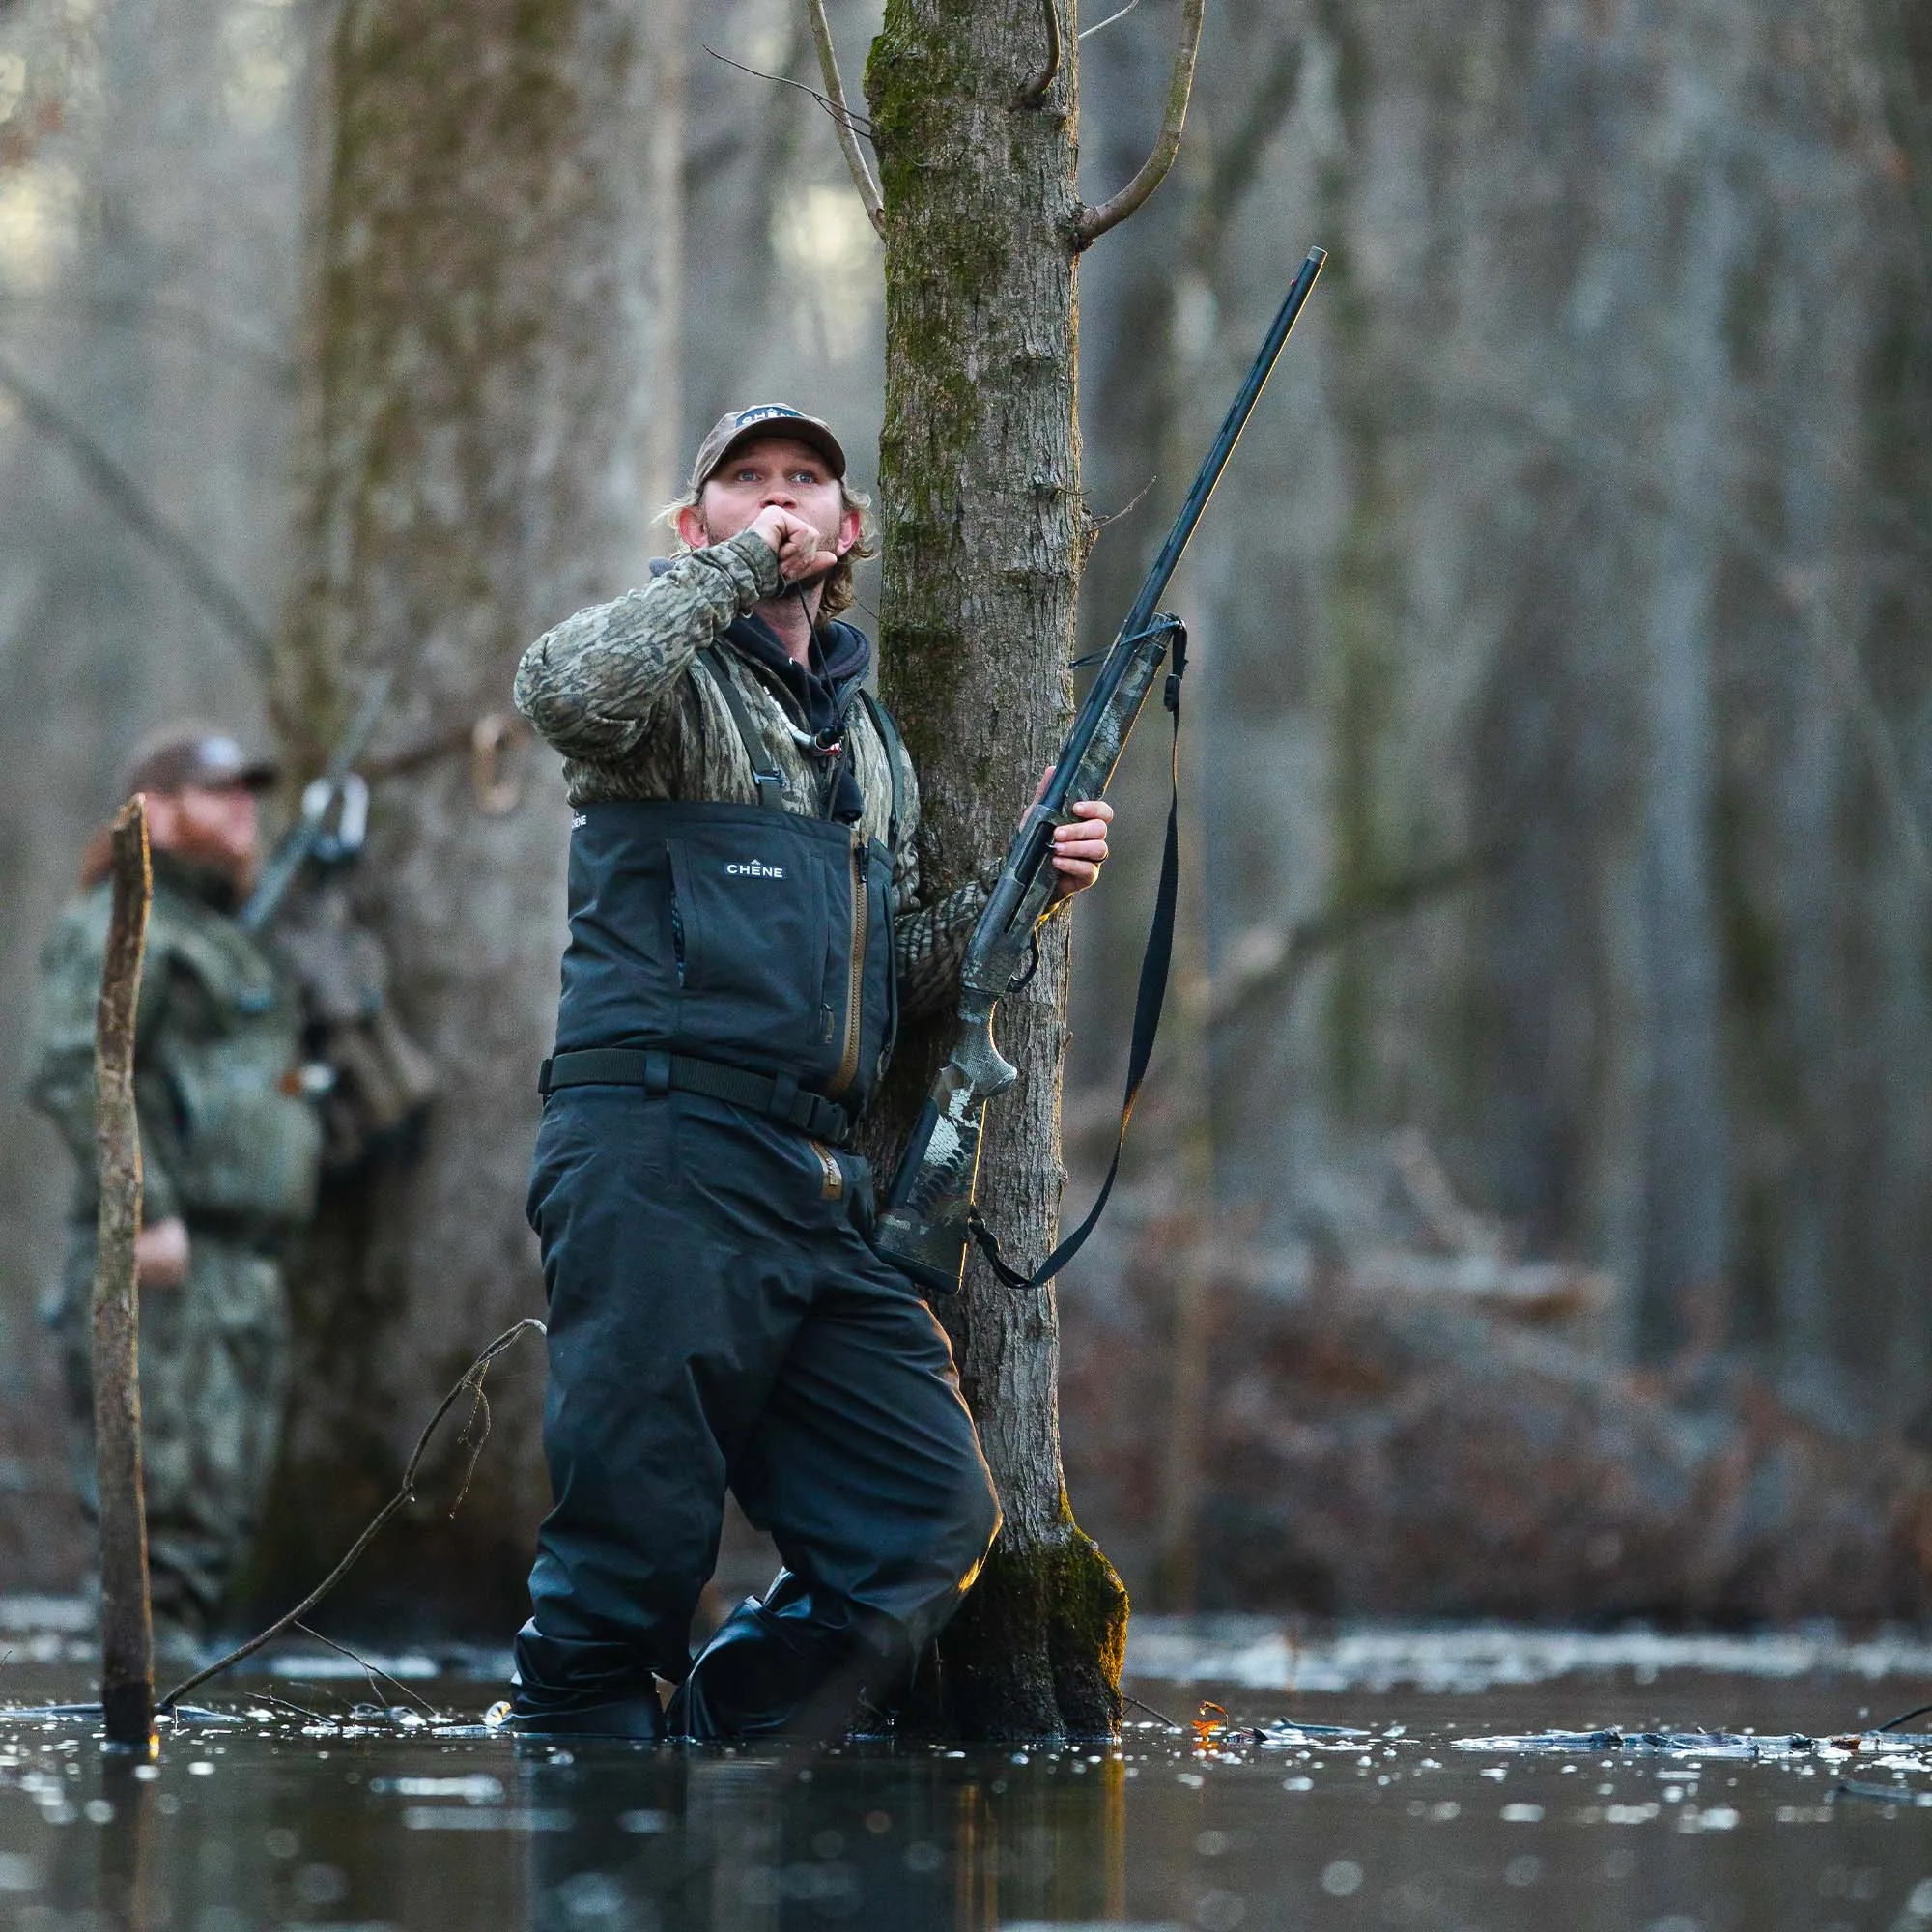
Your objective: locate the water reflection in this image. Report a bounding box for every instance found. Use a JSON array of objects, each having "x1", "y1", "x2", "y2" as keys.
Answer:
[
  {"x1": 96, "y1": 1758, "x2": 151, "y2": 1931},
  {"x1": 520, "y1": 1745, "x2": 1127, "y2": 1930},
  {"x1": 5, "y1": 1634, "x2": 1932, "y2": 1930}
]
